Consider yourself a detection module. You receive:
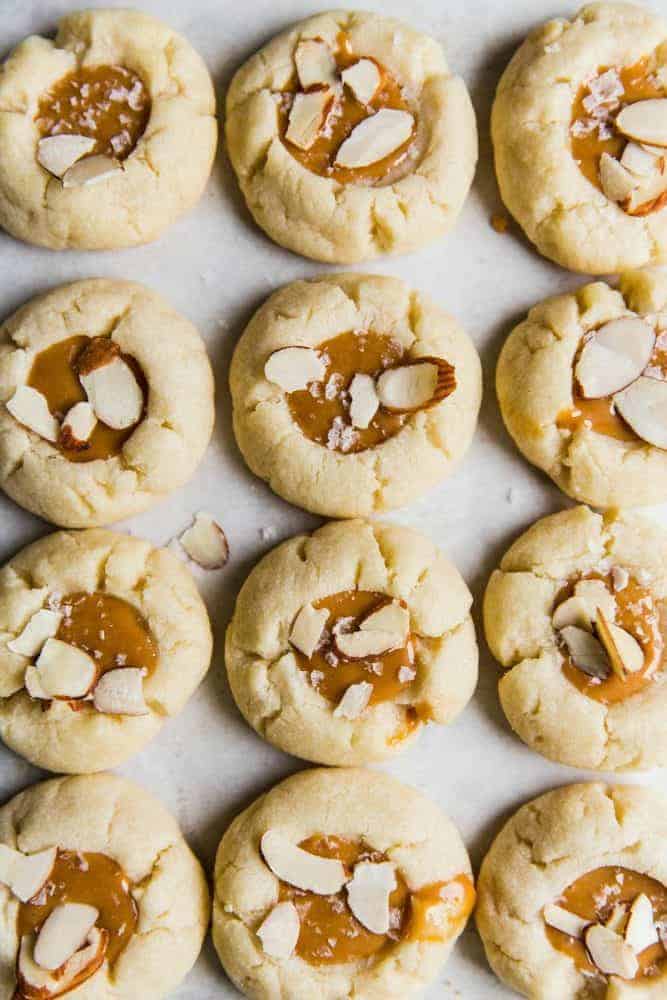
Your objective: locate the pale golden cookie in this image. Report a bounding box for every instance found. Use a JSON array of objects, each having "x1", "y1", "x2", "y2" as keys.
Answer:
[
  {"x1": 230, "y1": 274, "x2": 482, "y2": 518},
  {"x1": 497, "y1": 267, "x2": 667, "y2": 508},
  {"x1": 0, "y1": 773, "x2": 210, "y2": 999},
  {"x1": 492, "y1": 2, "x2": 667, "y2": 274},
  {"x1": 226, "y1": 519, "x2": 477, "y2": 766},
  {"x1": 0, "y1": 528, "x2": 212, "y2": 773},
  {"x1": 477, "y1": 782, "x2": 667, "y2": 998},
  {"x1": 0, "y1": 278, "x2": 215, "y2": 527},
  {"x1": 225, "y1": 10, "x2": 477, "y2": 263},
  {"x1": 0, "y1": 8, "x2": 216, "y2": 250},
  {"x1": 484, "y1": 505, "x2": 667, "y2": 771},
  {"x1": 213, "y1": 767, "x2": 474, "y2": 999}
]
